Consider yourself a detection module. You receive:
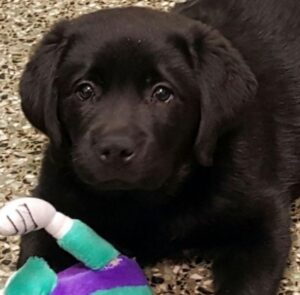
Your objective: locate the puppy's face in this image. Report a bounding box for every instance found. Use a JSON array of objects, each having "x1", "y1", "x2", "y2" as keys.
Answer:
[
  {"x1": 56, "y1": 10, "x2": 201, "y2": 190},
  {"x1": 20, "y1": 8, "x2": 257, "y2": 192}
]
